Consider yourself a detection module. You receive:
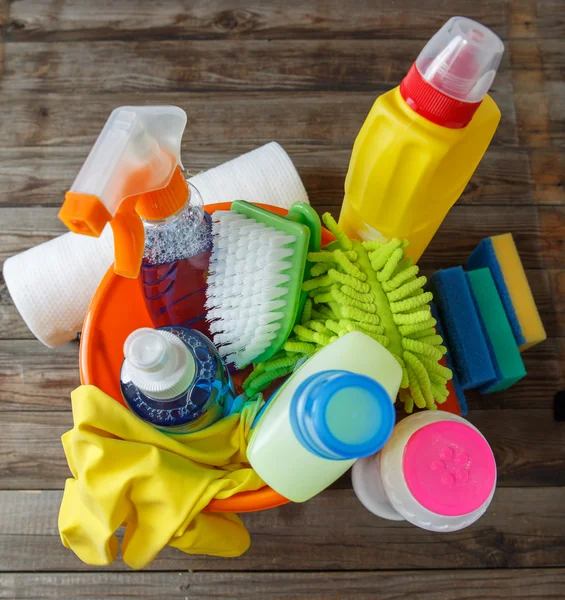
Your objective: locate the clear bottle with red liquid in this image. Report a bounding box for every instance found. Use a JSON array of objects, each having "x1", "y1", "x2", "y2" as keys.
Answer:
[
  {"x1": 140, "y1": 182, "x2": 212, "y2": 336},
  {"x1": 58, "y1": 106, "x2": 214, "y2": 338}
]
